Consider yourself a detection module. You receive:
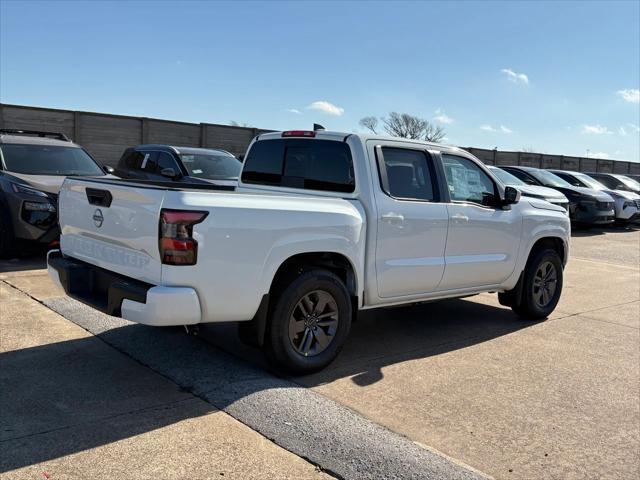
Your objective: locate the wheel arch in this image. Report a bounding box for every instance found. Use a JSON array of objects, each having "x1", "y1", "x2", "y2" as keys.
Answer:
[{"x1": 239, "y1": 251, "x2": 360, "y2": 349}]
